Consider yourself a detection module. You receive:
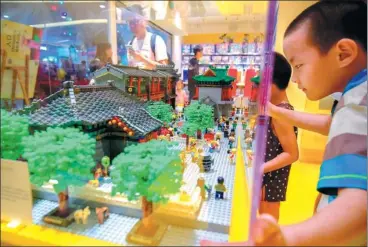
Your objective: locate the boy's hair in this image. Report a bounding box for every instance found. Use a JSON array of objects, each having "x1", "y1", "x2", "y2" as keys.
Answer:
[
  {"x1": 273, "y1": 52, "x2": 292, "y2": 90},
  {"x1": 285, "y1": 1, "x2": 367, "y2": 54}
]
